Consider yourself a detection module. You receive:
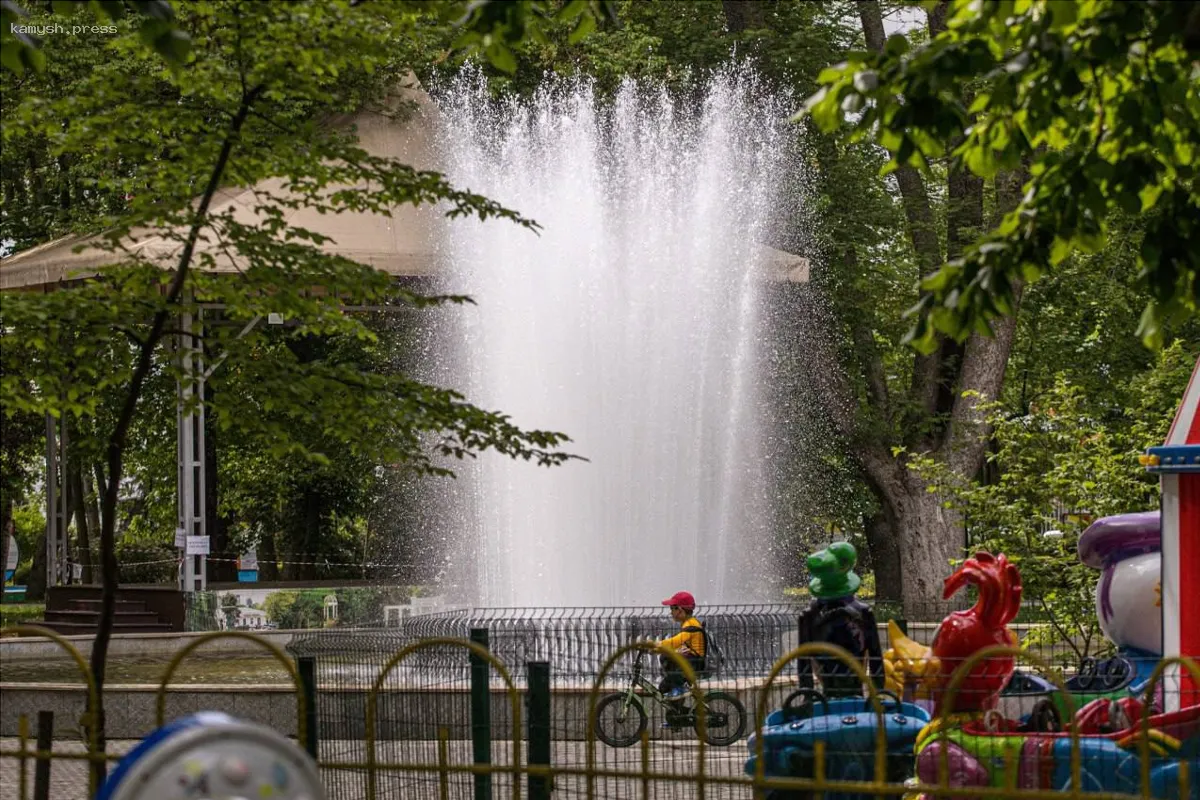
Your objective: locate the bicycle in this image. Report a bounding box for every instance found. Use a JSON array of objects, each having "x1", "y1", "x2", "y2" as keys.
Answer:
[{"x1": 593, "y1": 647, "x2": 747, "y2": 747}]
